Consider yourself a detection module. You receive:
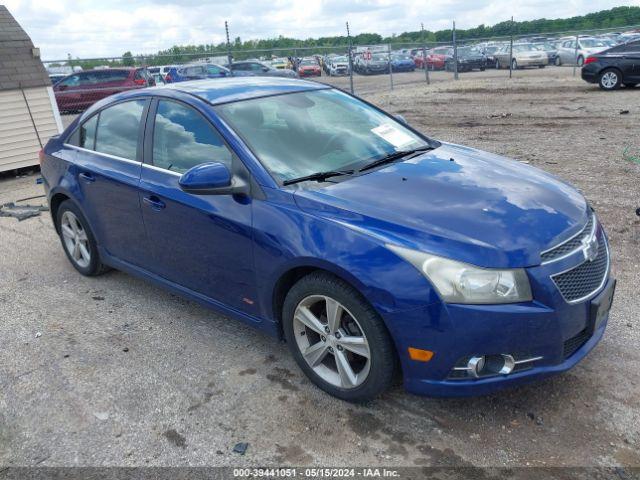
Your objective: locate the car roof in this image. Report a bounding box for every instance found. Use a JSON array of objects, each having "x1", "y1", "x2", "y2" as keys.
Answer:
[{"x1": 154, "y1": 77, "x2": 330, "y2": 105}]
